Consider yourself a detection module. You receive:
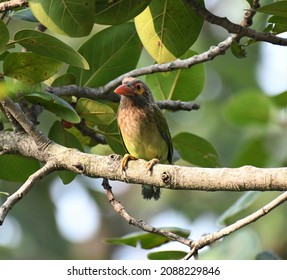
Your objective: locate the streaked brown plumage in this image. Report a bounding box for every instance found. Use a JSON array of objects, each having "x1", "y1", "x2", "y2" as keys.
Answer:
[{"x1": 114, "y1": 77, "x2": 173, "y2": 200}]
